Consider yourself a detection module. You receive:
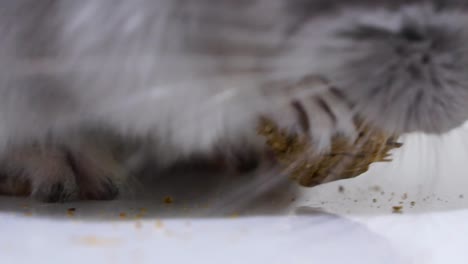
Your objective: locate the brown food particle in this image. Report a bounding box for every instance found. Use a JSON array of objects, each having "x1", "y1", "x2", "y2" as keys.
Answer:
[
  {"x1": 163, "y1": 196, "x2": 174, "y2": 204},
  {"x1": 230, "y1": 212, "x2": 240, "y2": 218},
  {"x1": 135, "y1": 213, "x2": 145, "y2": 219},
  {"x1": 155, "y1": 219, "x2": 164, "y2": 229},
  {"x1": 67, "y1": 208, "x2": 76, "y2": 217},
  {"x1": 392, "y1": 206, "x2": 403, "y2": 214},
  {"x1": 134, "y1": 208, "x2": 148, "y2": 219},
  {"x1": 135, "y1": 221, "x2": 142, "y2": 229},
  {"x1": 258, "y1": 117, "x2": 402, "y2": 187},
  {"x1": 338, "y1": 186, "x2": 345, "y2": 193},
  {"x1": 76, "y1": 236, "x2": 121, "y2": 246},
  {"x1": 410, "y1": 201, "x2": 416, "y2": 206},
  {"x1": 119, "y1": 212, "x2": 127, "y2": 219},
  {"x1": 372, "y1": 198, "x2": 377, "y2": 203}
]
